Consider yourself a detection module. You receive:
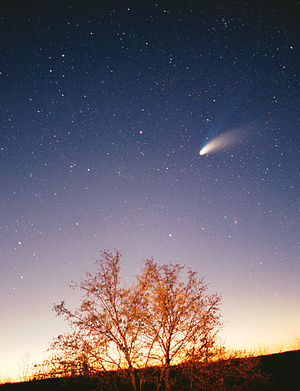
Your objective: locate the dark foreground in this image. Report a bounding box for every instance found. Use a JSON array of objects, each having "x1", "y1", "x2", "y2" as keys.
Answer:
[{"x1": 1, "y1": 350, "x2": 299, "y2": 391}]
